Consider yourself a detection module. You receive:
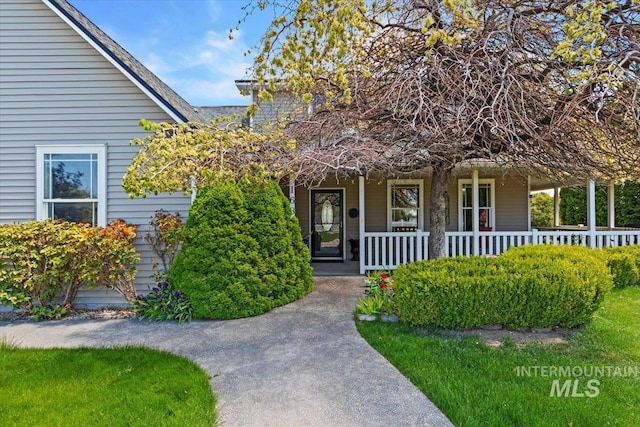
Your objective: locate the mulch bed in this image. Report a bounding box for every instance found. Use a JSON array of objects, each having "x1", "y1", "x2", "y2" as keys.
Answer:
[{"x1": 0, "y1": 308, "x2": 136, "y2": 322}]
